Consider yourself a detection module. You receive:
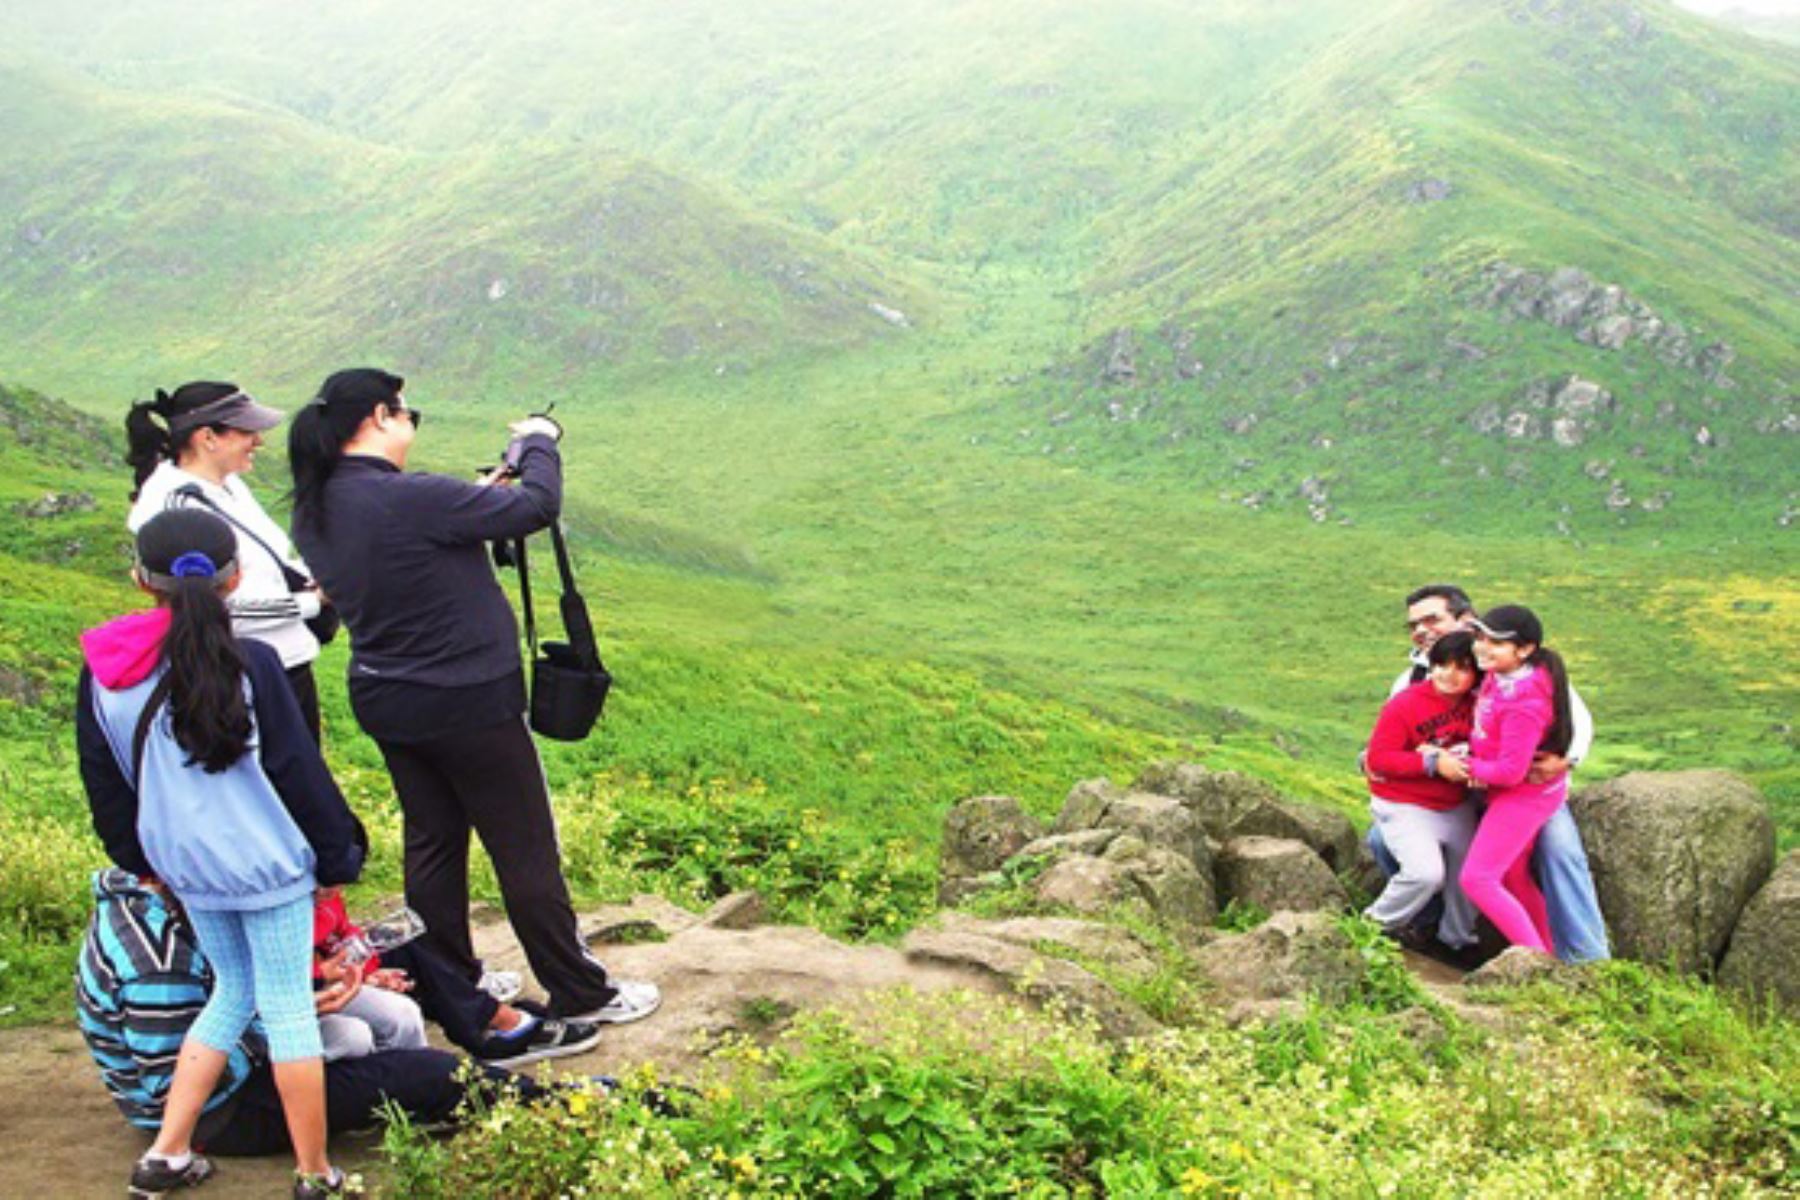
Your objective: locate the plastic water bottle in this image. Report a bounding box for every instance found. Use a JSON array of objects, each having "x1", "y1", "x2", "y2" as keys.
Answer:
[{"x1": 340, "y1": 906, "x2": 426, "y2": 966}]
